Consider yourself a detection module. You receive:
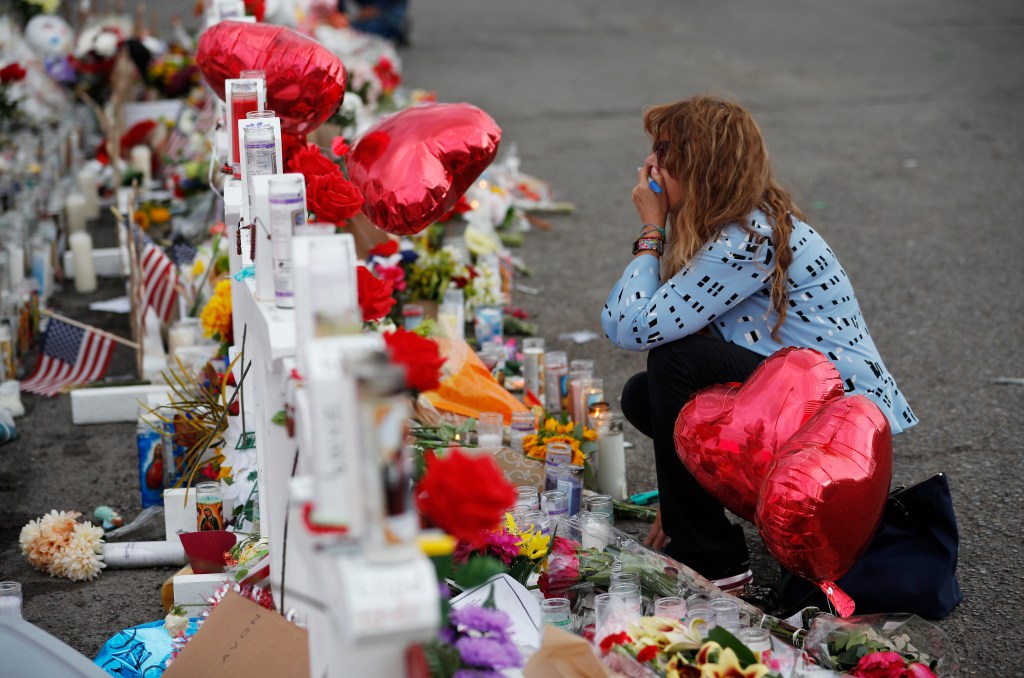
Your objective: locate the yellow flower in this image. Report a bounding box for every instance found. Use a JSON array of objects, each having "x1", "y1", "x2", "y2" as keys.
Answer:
[
  {"x1": 543, "y1": 418, "x2": 559, "y2": 432},
  {"x1": 191, "y1": 259, "x2": 206, "y2": 278},
  {"x1": 505, "y1": 512, "x2": 520, "y2": 536},
  {"x1": 517, "y1": 530, "x2": 550, "y2": 560},
  {"x1": 200, "y1": 279, "x2": 233, "y2": 339}
]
